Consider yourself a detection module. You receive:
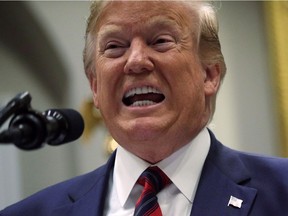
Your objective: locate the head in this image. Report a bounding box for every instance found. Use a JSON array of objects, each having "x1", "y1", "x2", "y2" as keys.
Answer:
[{"x1": 83, "y1": 0, "x2": 226, "y2": 163}]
